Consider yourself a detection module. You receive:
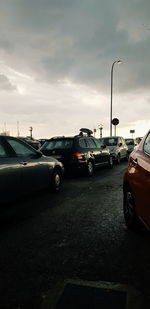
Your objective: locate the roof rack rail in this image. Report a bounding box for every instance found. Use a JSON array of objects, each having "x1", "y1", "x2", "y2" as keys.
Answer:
[{"x1": 50, "y1": 136, "x2": 65, "y2": 139}]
